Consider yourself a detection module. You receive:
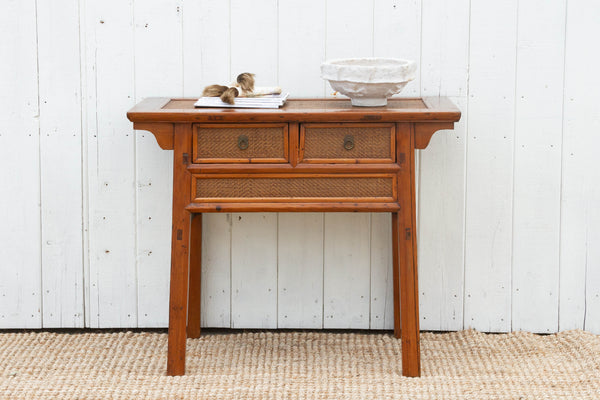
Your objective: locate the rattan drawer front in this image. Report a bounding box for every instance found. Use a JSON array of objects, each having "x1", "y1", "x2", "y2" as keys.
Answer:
[
  {"x1": 193, "y1": 124, "x2": 288, "y2": 163},
  {"x1": 299, "y1": 123, "x2": 395, "y2": 163},
  {"x1": 193, "y1": 174, "x2": 396, "y2": 202}
]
